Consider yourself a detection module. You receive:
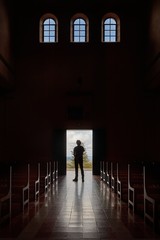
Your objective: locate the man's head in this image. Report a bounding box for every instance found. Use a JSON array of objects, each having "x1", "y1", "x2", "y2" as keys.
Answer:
[{"x1": 76, "y1": 140, "x2": 81, "y2": 146}]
